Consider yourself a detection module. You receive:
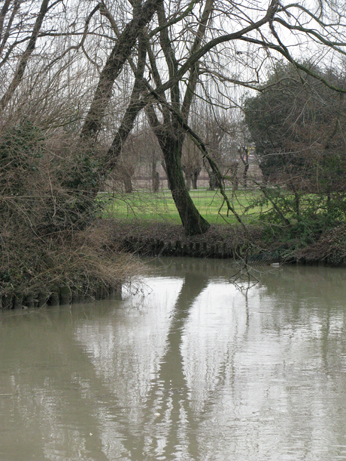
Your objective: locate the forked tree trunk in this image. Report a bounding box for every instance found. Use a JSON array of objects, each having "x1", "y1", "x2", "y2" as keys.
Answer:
[{"x1": 80, "y1": 0, "x2": 163, "y2": 141}]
